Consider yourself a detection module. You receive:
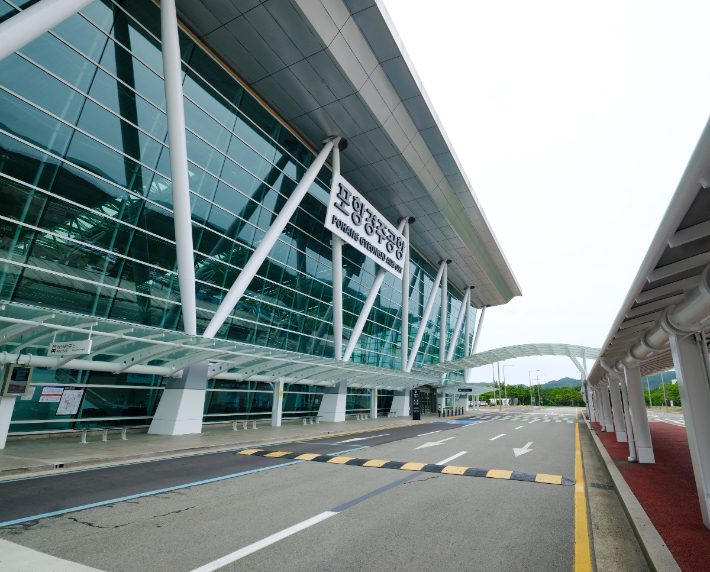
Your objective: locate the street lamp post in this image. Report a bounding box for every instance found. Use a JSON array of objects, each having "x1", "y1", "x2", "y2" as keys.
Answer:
[
  {"x1": 529, "y1": 370, "x2": 539, "y2": 407},
  {"x1": 535, "y1": 375, "x2": 543, "y2": 407},
  {"x1": 645, "y1": 376, "x2": 653, "y2": 408}
]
